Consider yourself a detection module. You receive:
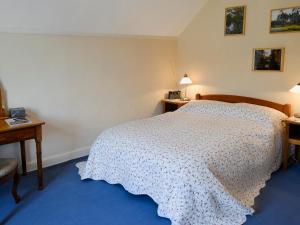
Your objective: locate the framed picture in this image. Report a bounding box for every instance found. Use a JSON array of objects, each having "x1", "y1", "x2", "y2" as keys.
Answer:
[
  {"x1": 168, "y1": 91, "x2": 181, "y2": 100},
  {"x1": 252, "y1": 48, "x2": 285, "y2": 72},
  {"x1": 270, "y1": 6, "x2": 300, "y2": 33},
  {"x1": 224, "y1": 6, "x2": 247, "y2": 35}
]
